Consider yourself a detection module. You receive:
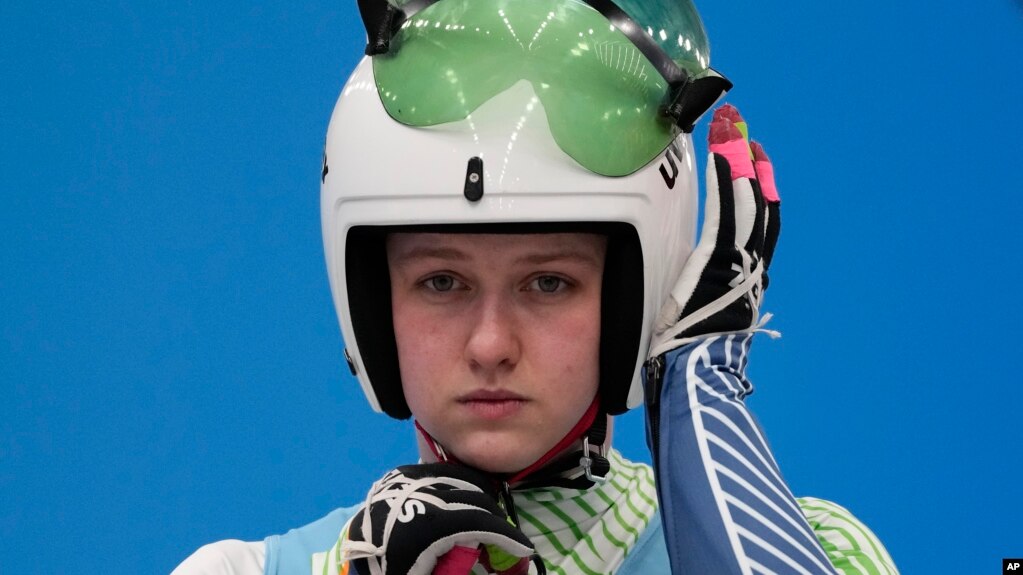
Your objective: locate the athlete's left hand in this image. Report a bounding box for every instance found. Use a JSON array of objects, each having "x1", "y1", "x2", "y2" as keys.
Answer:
[
  {"x1": 649, "y1": 104, "x2": 780, "y2": 358},
  {"x1": 339, "y1": 462, "x2": 536, "y2": 575}
]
